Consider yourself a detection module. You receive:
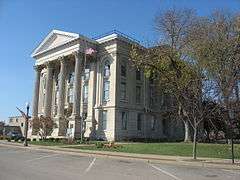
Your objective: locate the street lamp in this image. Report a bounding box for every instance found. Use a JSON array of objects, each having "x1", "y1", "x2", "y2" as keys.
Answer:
[{"x1": 24, "y1": 102, "x2": 30, "y2": 147}]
